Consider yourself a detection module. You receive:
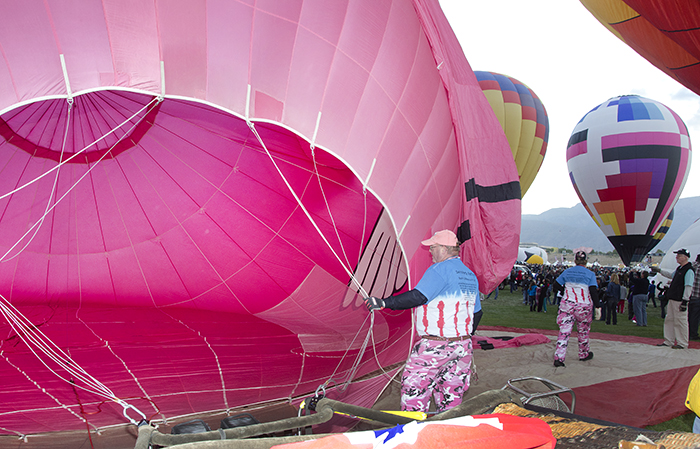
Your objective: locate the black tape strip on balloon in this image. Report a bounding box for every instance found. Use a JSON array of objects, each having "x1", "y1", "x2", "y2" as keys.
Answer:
[
  {"x1": 464, "y1": 178, "x2": 522, "y2": 203},
  {"x1": 459, "y1": 178, "x2": 521, "y2": 243}
]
